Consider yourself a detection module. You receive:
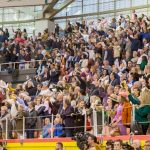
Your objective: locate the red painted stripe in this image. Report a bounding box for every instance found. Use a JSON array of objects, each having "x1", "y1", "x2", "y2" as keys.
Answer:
[{"x1": 0, "y1": 135, "x2": 150, "y2": 143}]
